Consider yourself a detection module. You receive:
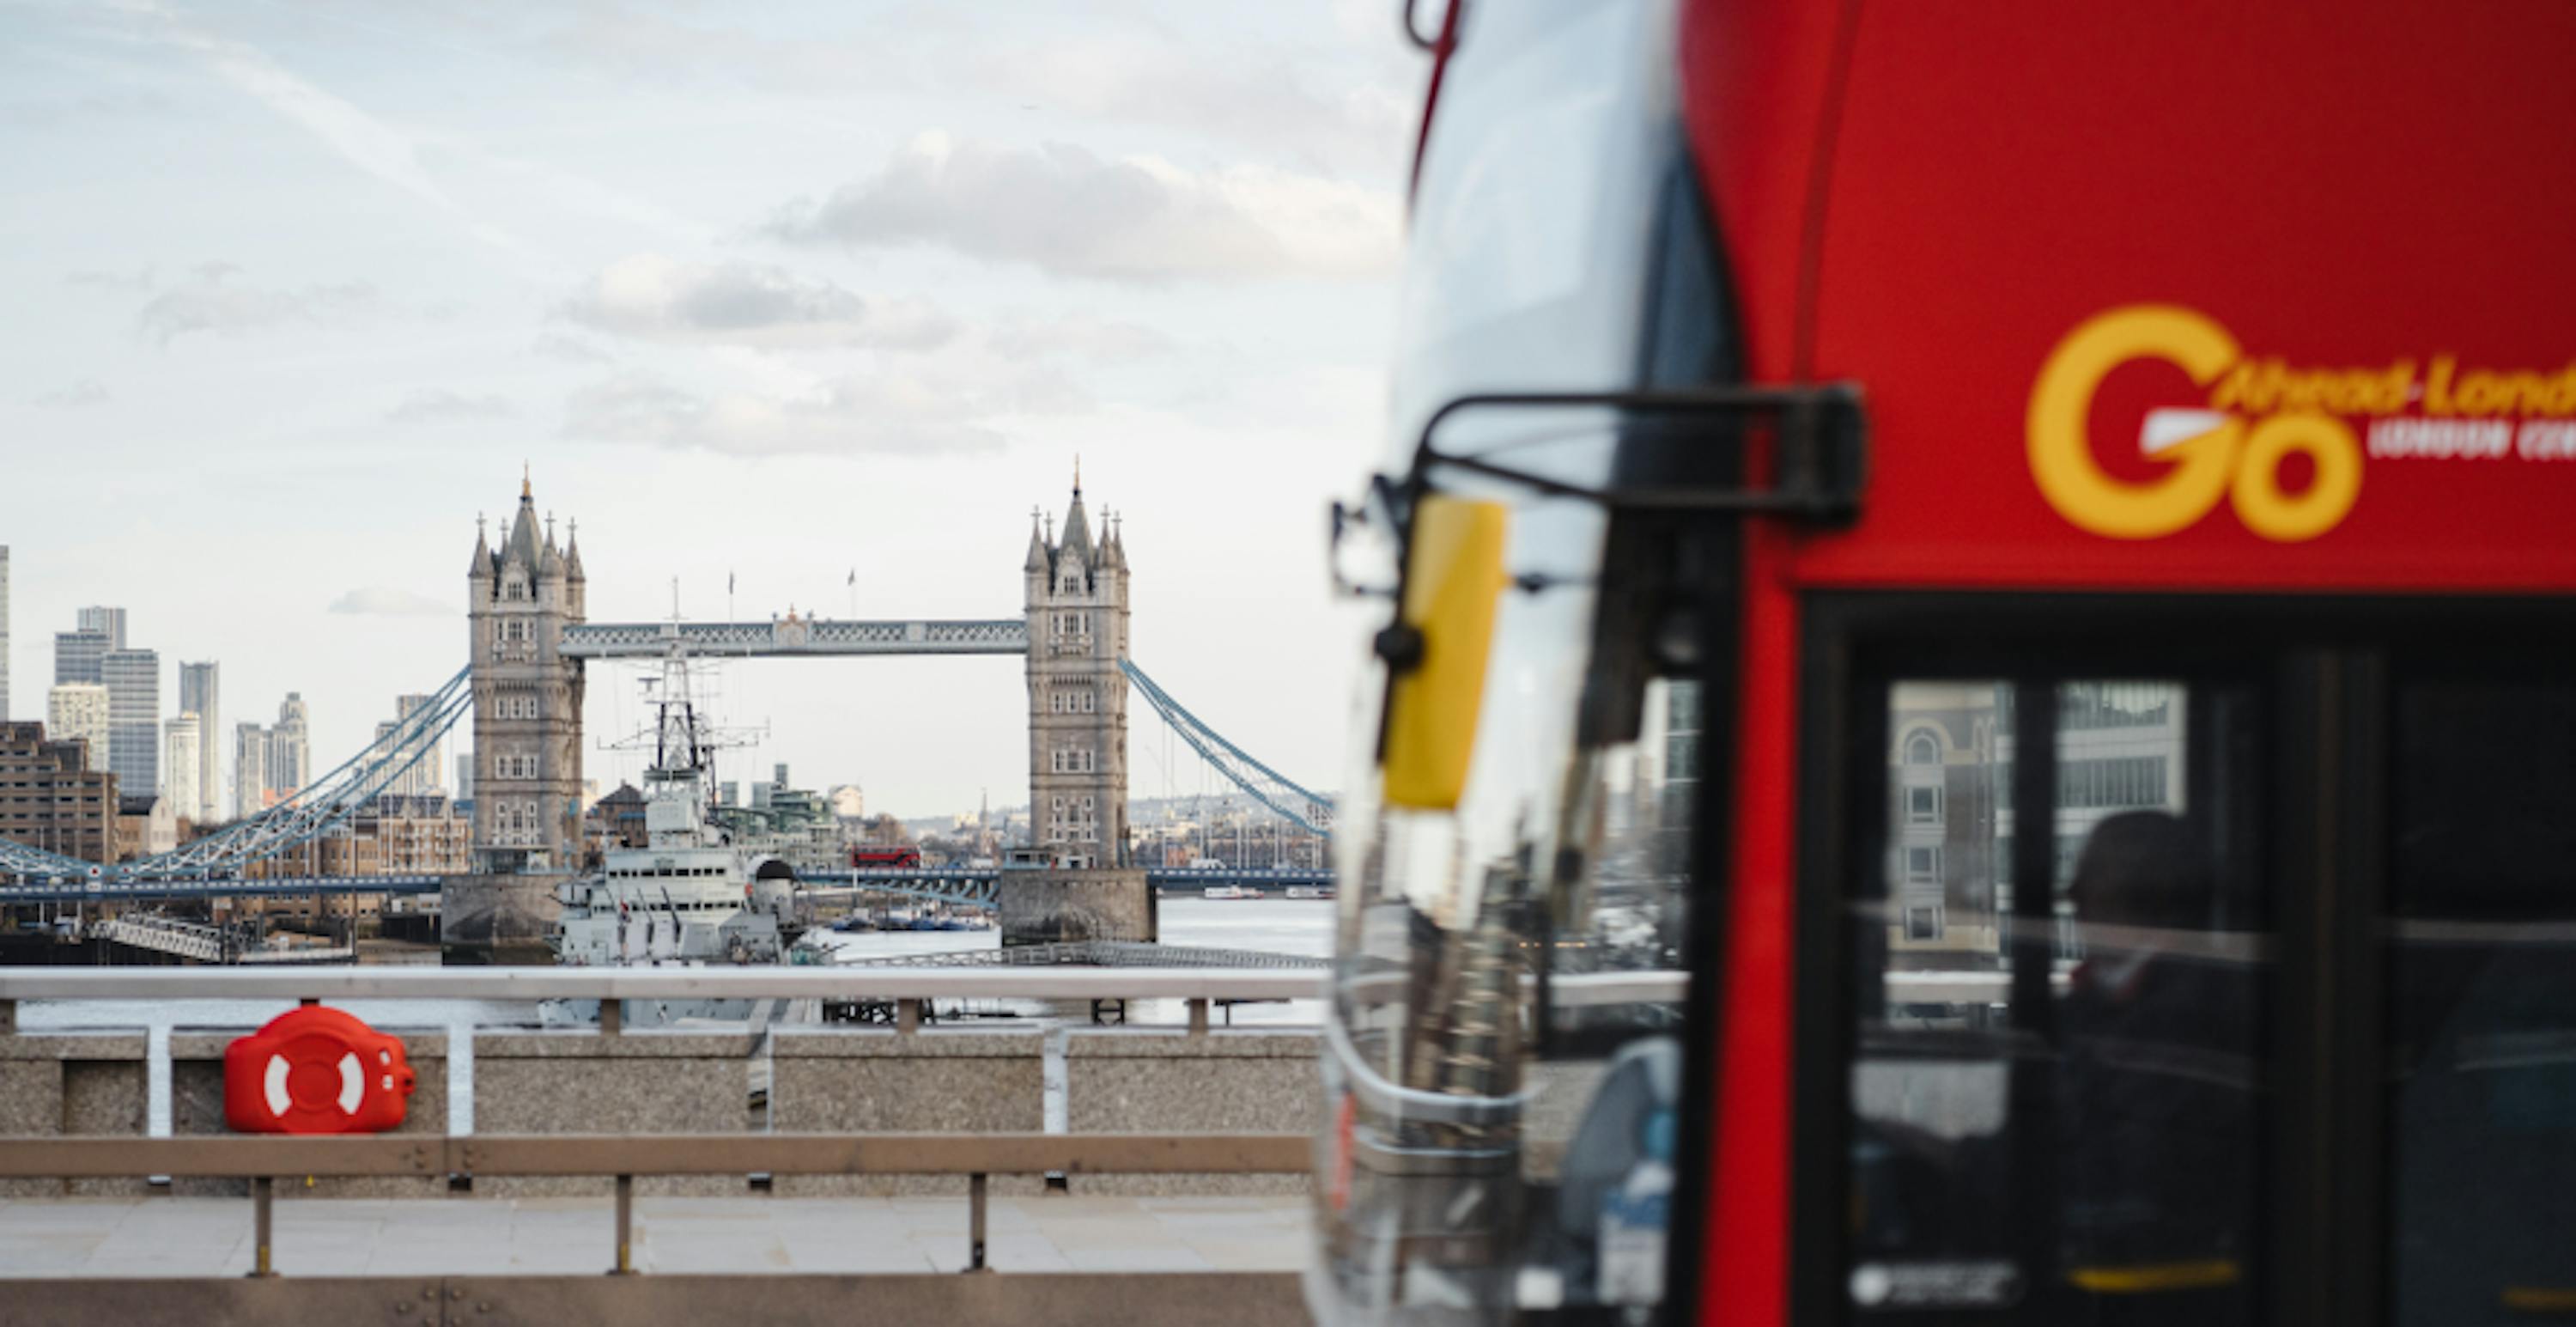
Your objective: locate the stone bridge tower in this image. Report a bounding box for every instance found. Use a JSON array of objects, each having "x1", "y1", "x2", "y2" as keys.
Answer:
[
  {"x1": 465, "y1": 472, "x2": 586, "y2": 874},
  {"x1": 1003, "y1": 472, "x2": 1150, "y2": 946},
  {"x1": 1023, "y1": 472, "x2": 1130, "y2": 867}
]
